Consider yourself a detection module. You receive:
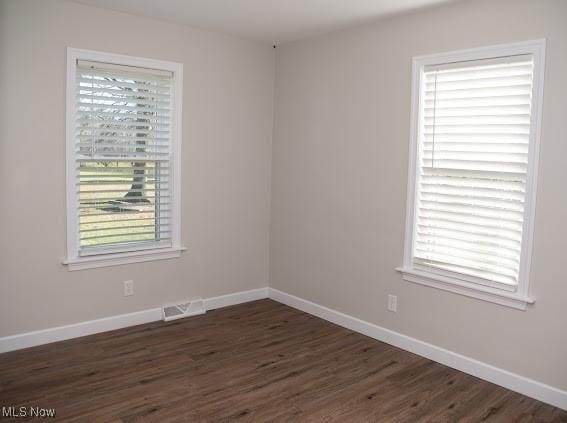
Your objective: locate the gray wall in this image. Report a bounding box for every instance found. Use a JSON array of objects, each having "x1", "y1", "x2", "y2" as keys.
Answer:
[
  {"x1": 0, "y1": 0, "x2": 274, "y2": 336},
  {"x1": 271, "y1": 0, "x2": 567, "y2": 390}
]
